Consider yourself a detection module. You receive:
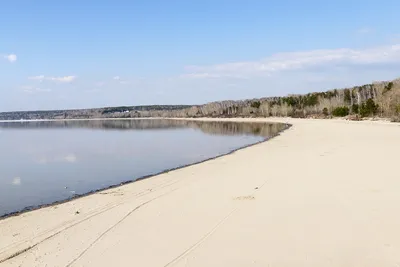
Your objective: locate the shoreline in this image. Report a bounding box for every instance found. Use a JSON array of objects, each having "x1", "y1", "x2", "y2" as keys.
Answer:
[
  {"x1": 0, "y1": 121, "x2": 291, "y2": 220},
  {"x1": 1, "y1": 118, "x2": 400, "y2": 266},
  {"x1": 0, "y1": 115, "x2": 395, "y2": 124}
]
